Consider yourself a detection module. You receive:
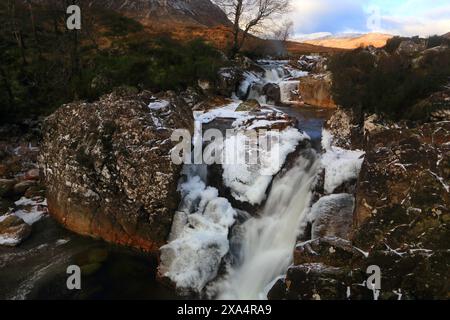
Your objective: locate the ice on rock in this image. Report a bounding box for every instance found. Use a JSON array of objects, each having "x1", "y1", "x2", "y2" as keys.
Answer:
[
  {"x1": 160, "y1": 175, "x2": 236, "y2": 293},
  {"x1": 148, "y1": 99, "x2": 170, "y2": 110},
  {"x1": 320, "y1": 129, "x2": 365, "y2": 194},
  {"x1": 222, "y1": 127, "x2": 308, "y2": 205},
  {"x1": 194, "y1": 101, "x2": 245, "y2": 124},
  {"x1": 279, "y1": 80, "x2": 300, "y2": 104}
]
